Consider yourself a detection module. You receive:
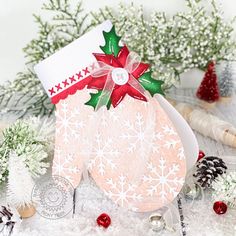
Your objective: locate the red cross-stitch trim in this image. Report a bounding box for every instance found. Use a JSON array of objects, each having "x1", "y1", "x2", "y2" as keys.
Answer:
[
  {"x1": 49, "y1": 87, "x2": 56, "y2": 96},
  {"x1": 50, "y1": 64, "x2": 94, "y2": 104}
]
